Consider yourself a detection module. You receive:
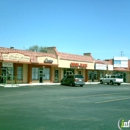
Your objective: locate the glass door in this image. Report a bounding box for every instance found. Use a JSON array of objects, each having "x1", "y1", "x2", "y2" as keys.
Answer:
[
  {"x1": 55, "y1": 70, "x2": 59, "y2": 83},
  {"x1": 1, "y1": 67, "x2": 7, "y2": 83},
  {"x1": 39, "y1": 68, "x2": 43, "y2": 83}
]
